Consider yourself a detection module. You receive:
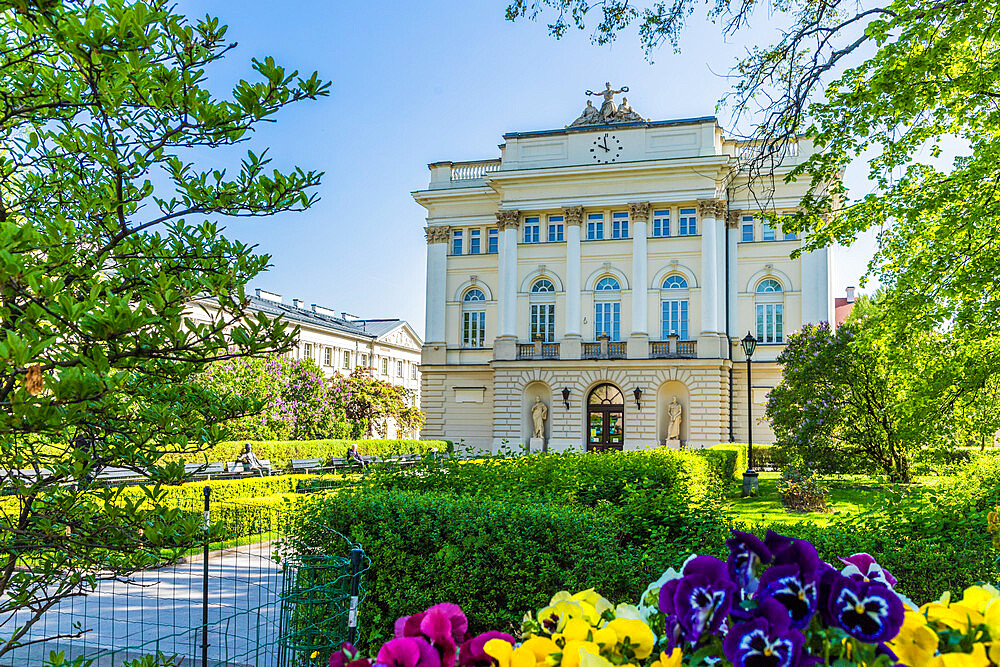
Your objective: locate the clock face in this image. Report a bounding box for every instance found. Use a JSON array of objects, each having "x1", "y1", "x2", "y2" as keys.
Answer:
[{"x1": 590, "y1": 133, "x2": 623, "y2": 163}]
